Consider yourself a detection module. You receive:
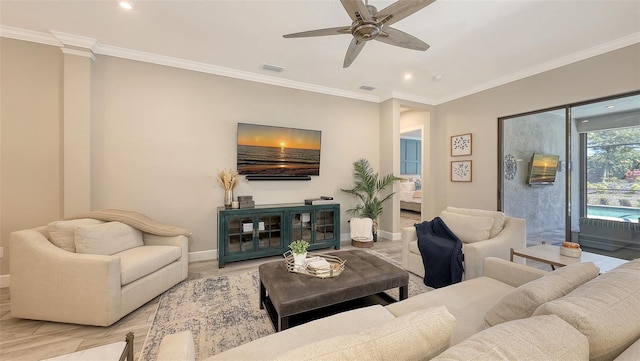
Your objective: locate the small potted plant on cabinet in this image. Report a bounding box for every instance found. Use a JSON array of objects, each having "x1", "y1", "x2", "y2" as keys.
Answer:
[{"x1": 289, "y1": 240, "x2": 309, "y2": 266}]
